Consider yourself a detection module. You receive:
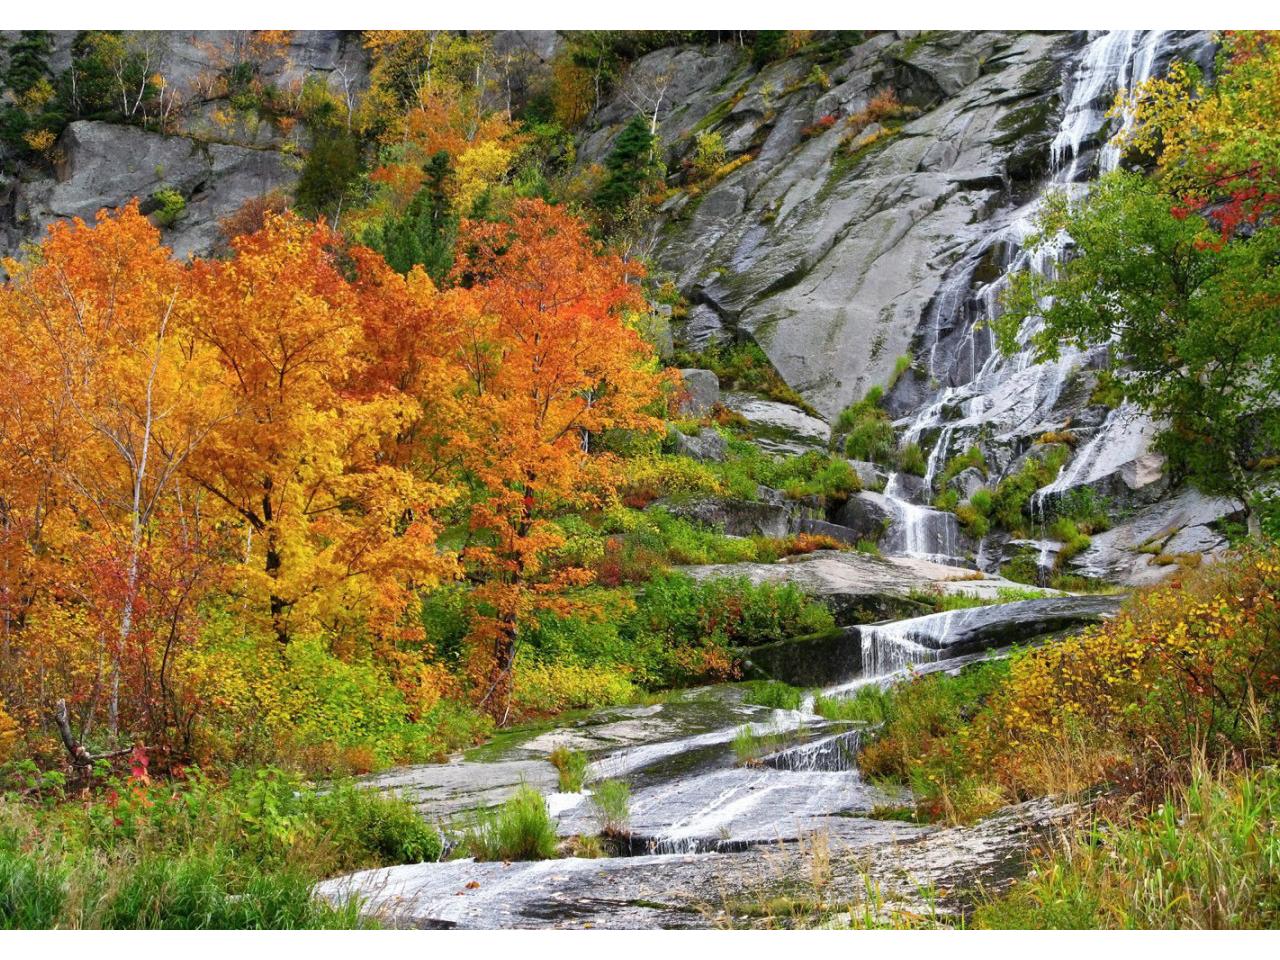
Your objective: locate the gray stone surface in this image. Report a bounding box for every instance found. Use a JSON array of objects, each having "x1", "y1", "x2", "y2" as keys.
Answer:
[
  {"x1": 359, "y1": 759, "x2": 558, "y2": 819},
  {"x1": 315, "y1": 796, "x2": 1076, "y2": 928},
  {"x1": 11, "y1": 120, "x2": 296, "y2": 259},
  {"x1": 671, "y1": 427, "x2": 728, "y2": 462},
  {"x1": 1071, "y1": 487, "x2": 1243, "y2": 585},
  {"x1": 675, "y1": 368, "x2": 721, "y2": 415},
  {"x1": 660, "y1": 486, "x2": 821, "y2": 538},
  {"x1": 721, "y1": 391, "x2": 830, "y2": 455},
  {"x1": 678, "y1": 549, "x2": 1034, "y2": 624}
]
